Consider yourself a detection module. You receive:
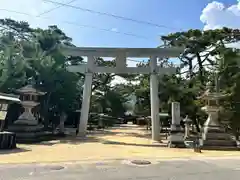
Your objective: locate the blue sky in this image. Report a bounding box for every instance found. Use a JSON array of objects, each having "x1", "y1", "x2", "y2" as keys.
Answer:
[
  {"x1": 65, "y1": 0, "x2": 209, "y2": 47},
  {"x1": 0, "y1": 0, "x2": 239, "y2": 50},
  {"x1": 44, "y1": 0, "x2": 239, "y2": 48}
]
